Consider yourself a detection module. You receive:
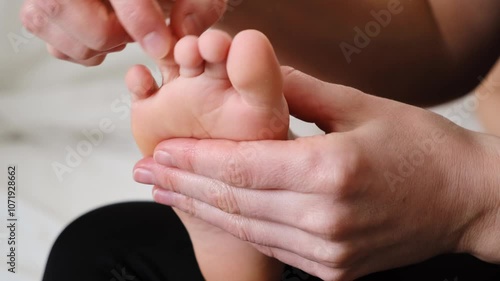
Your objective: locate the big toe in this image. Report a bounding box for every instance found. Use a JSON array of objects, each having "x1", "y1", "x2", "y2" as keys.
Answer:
[{"x1": 227, "y1": 30, "x2": 283, "y2": 107}]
